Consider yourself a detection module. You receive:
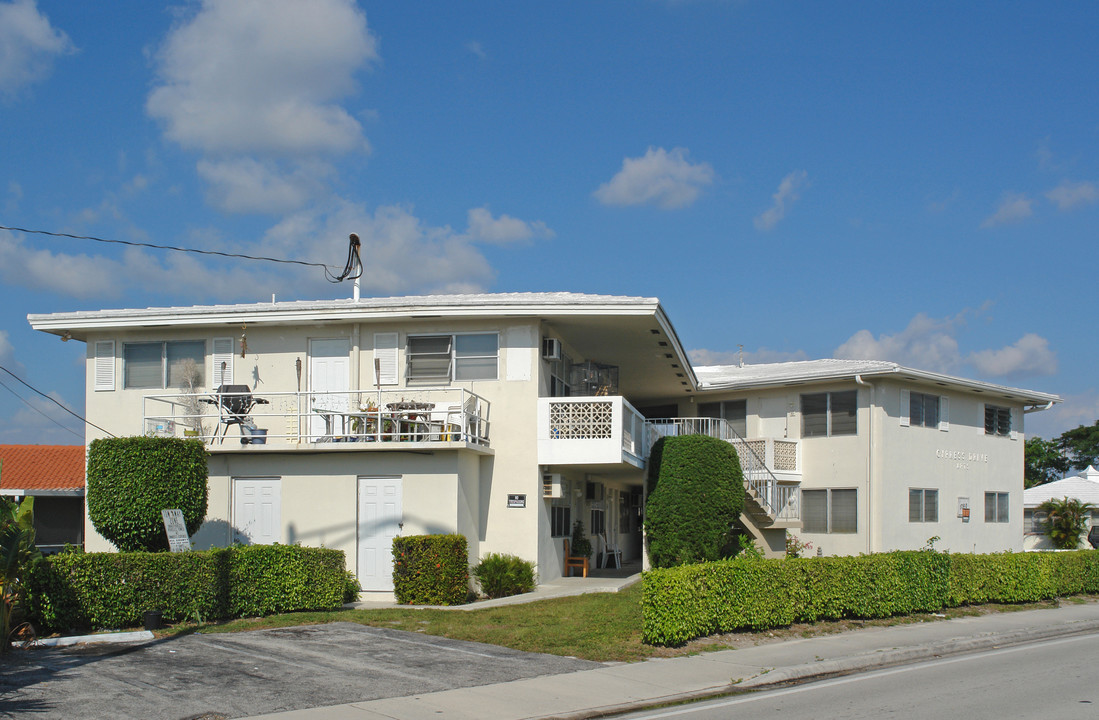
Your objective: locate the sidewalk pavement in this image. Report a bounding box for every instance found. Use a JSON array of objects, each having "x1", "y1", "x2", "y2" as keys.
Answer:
[{"x1": 248, "y1": 583, "x2": 1099, "y2": 720}]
